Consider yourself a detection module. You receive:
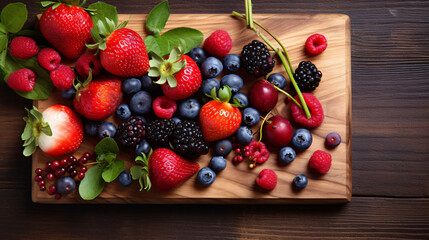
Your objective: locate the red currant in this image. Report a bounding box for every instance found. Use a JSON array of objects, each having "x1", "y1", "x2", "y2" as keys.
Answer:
[
  {"x1": 55, "y1": 168, "x2": 66, "y2": 178},
  {"x1": 79, "y1": 157, "x2": 88, "y2": 166},
  {"x1": 55, "y1": 193, "x2": 62, "y2": 200},
  {"x1": 35, "y1": 168, "x2": 43, "y2": 175},
  {"x1": 69, "y1": 155, "x2": 78, "y2": 165},
  {"x1": 80, "y1": 166, "x2": 87, "y2": 173},
  {"x1": 67, "y1": 165, "x2": 75, "y2": 174},
  {"x1": 45, "y1": 162, "x2": 52, "y2": 170},
  {"x1": 78, "y1": 172, "x2": 85, "y2": 179},
  {"x1": 38, "y1": 180, "x2": 45, "y2": 187},
  {"x1": 60, "y1": 158, "x2": 68, "y2": 167},
  {"x1": 237, "y1": 156, "x2": 243, "y2": 162},
  {"x1": 83, "y1": 152, "x2": 91, "y2": 159},
  {"x1": 46, "y1": 173, "x2": 55, "y2": 180},
  {"x1": 47, "y1": 185, "x2": 56, "y2": 195},
  {"x1": 34, "y1": 175, "x2": 43, "y2": 182},
  {"x1": 70, "y1": 170, "x2": 78, "y2": 177},
  {"x1": 40, "y1": 185, "x2": 46, "y2": 191},
  {"x1": 235, "y1": 148, "x2": 241, "y2": 153},
  {"x1": 51, "y1": 161, "x2": 60, "y2": 170}
]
